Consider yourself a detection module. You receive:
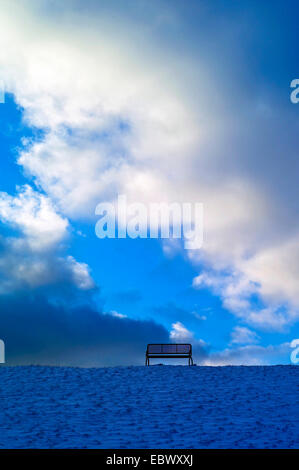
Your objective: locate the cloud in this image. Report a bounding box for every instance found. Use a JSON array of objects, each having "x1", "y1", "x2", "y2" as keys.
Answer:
[
  {"x1": 0, "y1": 0, "x2": 298, "y2": 335},
  {"x1": 168, "y1": 320, "x2": 291, "y2": 365},
  {"x1": 66, "y1": 256, "x2": 95, "y2": 291},
  {"x1": 0, "y1": 294, "x2": 169, "y2": 366},
  {"x1": 0, "y1": 185, "x2": 95, "y2": 294},
  {"x1": 169, "y1": 321, "x2": 209, "y2": 364},
  {"x1": 0, "y1": 237, "x2": 95, "y2": 295},
  {"x1": 109, "y1": 310, "x2": 127, "y2": 319},
  {"x1": 230, "y1": 326, "x2": 260, "y2": 345},
  {"x1": 0, "y1": 293, "x2": 290, "y2": 367},
  {"x1": 203, "y1": 343, "x2": 291, "y2": 366},
  {"x1": 170, "y1": 321, "x2": 193, "y2": 342},
  {"x1": 192, "y1": 269, "x2": 299, "y2": 332},
  {"x1": 241, "y1": 237, "x2": 299, "y2": 310},
  {"x1": 0, "y1": 185, "x2": 68, "y2": 251}
]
